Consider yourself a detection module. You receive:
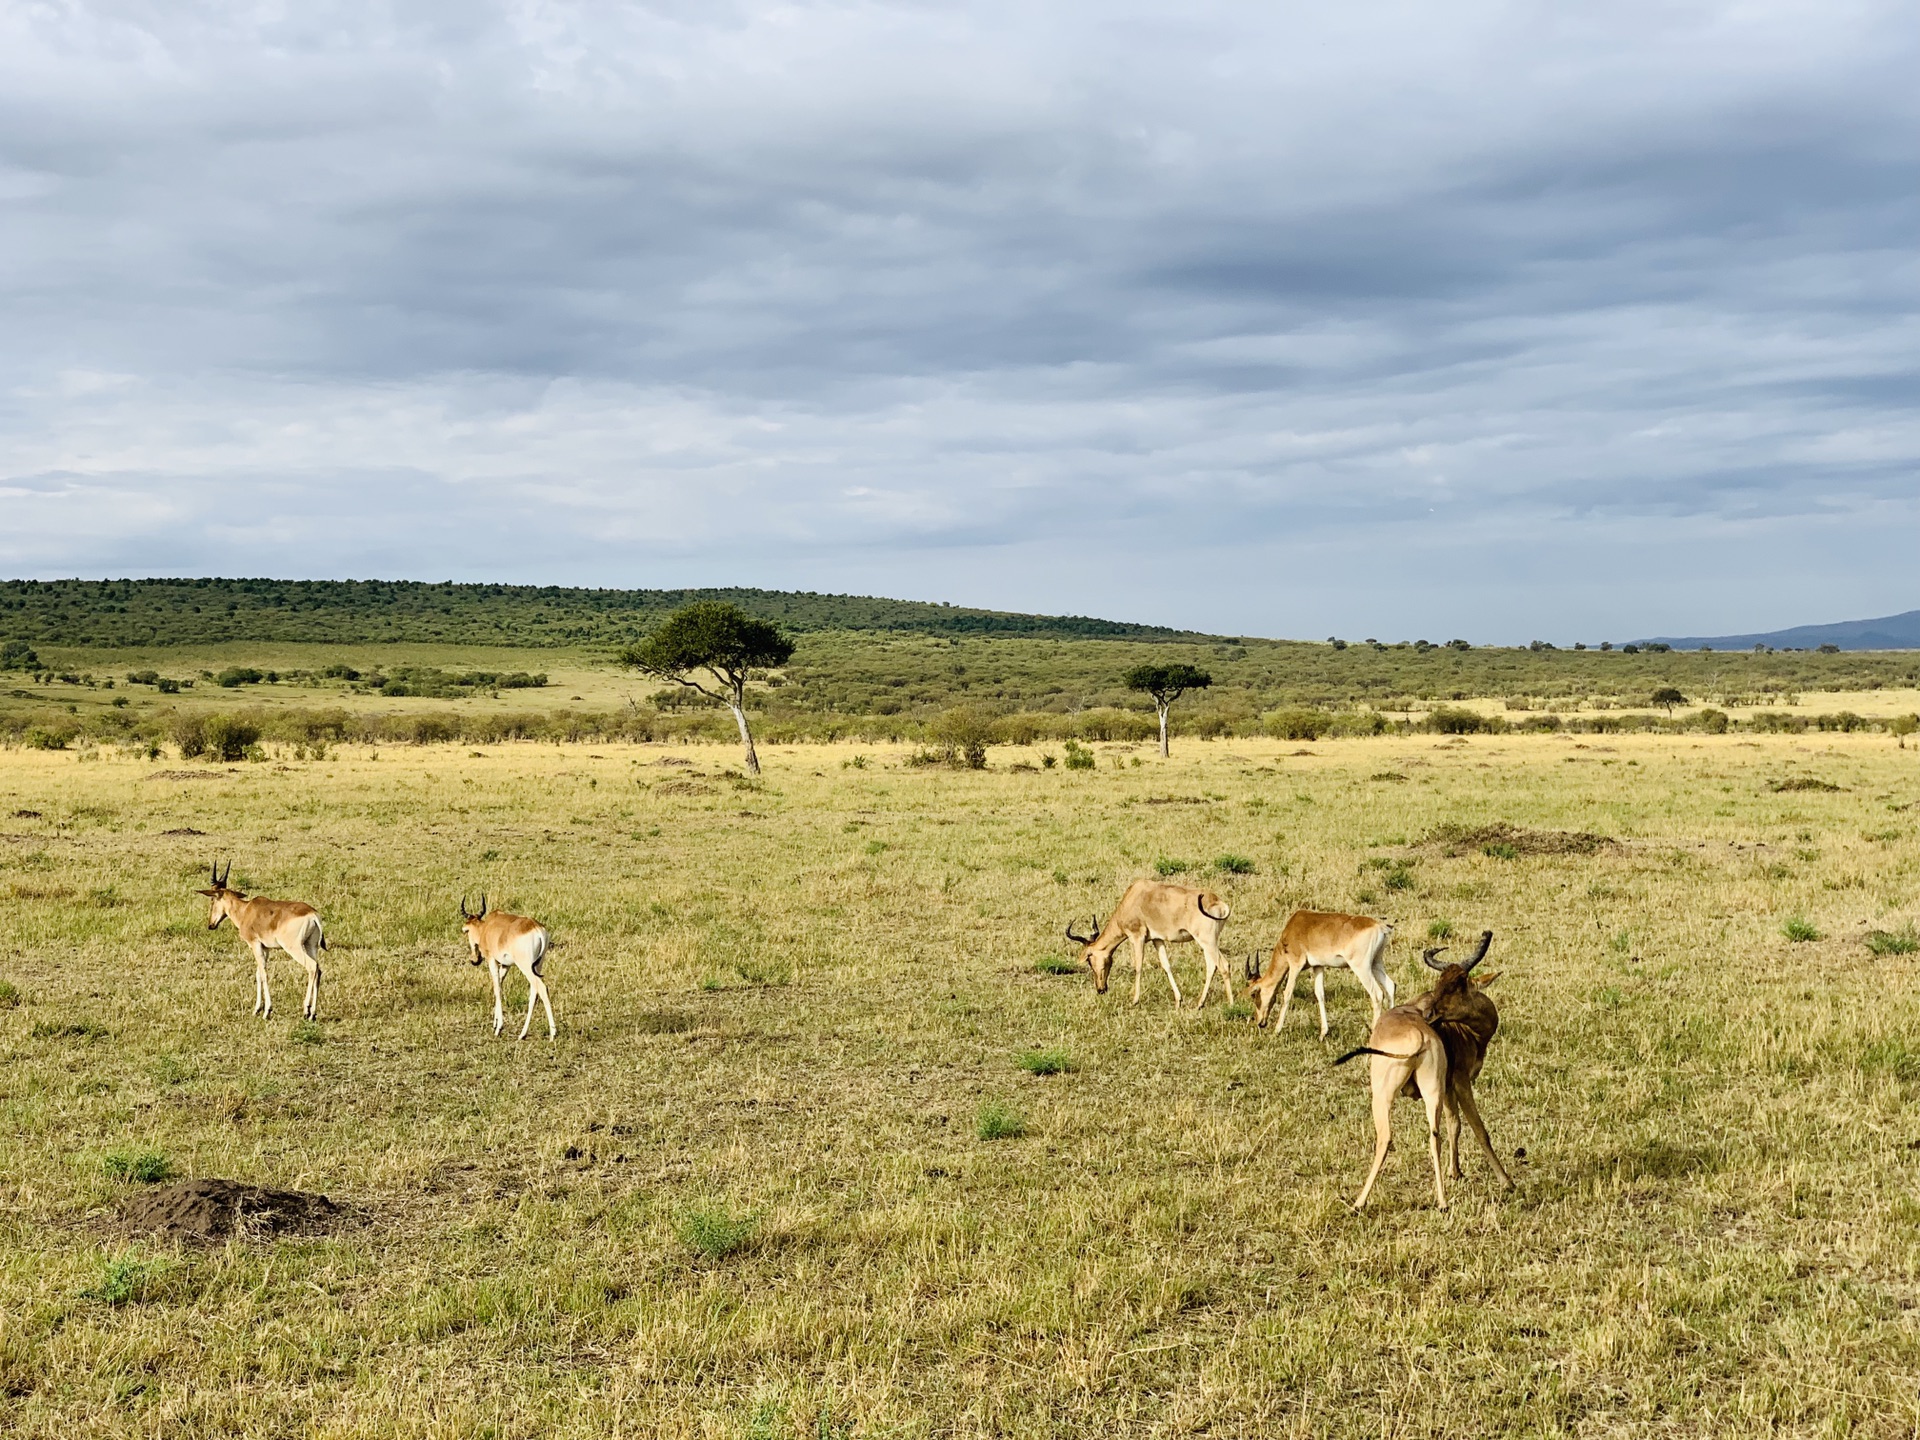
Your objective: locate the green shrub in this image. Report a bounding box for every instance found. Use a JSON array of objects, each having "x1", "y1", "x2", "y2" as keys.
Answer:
[
  {"x1": 1266, "y1": 708, "x2": 1331, "y2": 741},
  {"x1": 976, "y1": 1101, "x2": 1027, "y2": 1141},
  {"x1": 103, "y1": 1149, "x2": 173, "y2": 1184},
  {"x1": 1692, "y1": 707, "x2": 1730, "y2": 734},
  {"x1": 676, "y1": 1204, "x2": 758, "y2": 1259},
  {"x1": 1214, "y1": 853, "x2": 1255, "y2": 875},
  {"x1": 929, "y1": 705, "x2": 994, "y2": 769},
  {"x1": 1783, "y1": 916, "x2": 1821, "y2": 943},
  {"x1": 1428, "y1": 707, "x2": 1492, "y2": 735},
  {"x1": 1865, "y1": 926, "x2": 1920, "y2": 956},
  {"x1": 172, "y1": 714, "x2": 208, "y2": 759},
  {"x1": 1326, "y1": 711, "x2": 1389, "y2": 737},
  {"x1": 1017, "y1": 1047, "x2": 1075, "y2": 1076},
  {"x1": 1154, "y1": 857, "x2": 1191, "y2": 877},
  {"x1": 202, "y1": 715, "x2": 261, "y2": 762},
  {"x1": 215, "y1": 666, "x2": 264, "y2": 688},
  {"x1": 23, "y1": 727, "x2": 69, "y2": 750},
  {"x1": 1062, "y1": 740, "x2": 1095, "y2": 771}
]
